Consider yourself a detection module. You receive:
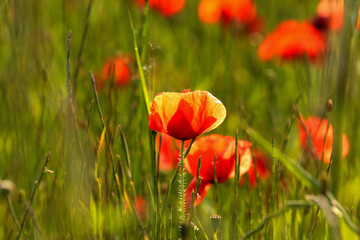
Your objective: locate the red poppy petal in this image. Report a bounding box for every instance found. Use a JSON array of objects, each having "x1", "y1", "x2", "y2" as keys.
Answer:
[
  {"x1": 167, "y1": 99, "x2": 197, "y2": 140},
  {"x1": 159, "y1": 0, "x2": 185, "y2": 16},
  {"x1": 149, "y1": 112, "x2": 164, "y2": 134},
  {"x1": 198, "y1": 0, "x2": 222, "y2": 23},
  {"x1": 298, "y1": 116, "x2": 350, "y2": 163},
  {"x1": 149, "y1": 90, "x2": 226, "y2": 140},
  {"x1": 157, "y1": 134, "x2": 179, "y2": 171},
  {"x1": 258, "y1": 20, "x2": 326, "y2": 61},
  {"x1": 185, "y1": 178, "x2": 212, "y2": 208}
]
